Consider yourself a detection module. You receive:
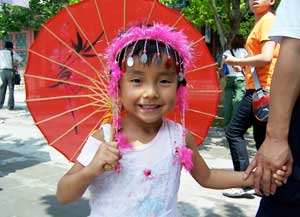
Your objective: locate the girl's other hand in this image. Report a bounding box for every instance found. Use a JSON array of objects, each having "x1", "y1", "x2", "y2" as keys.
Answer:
[
  {"x1": 273, "y1": 165, "x2": 288, "y2": 187},
  {"x1": 270, "y1": 165, "x2": 288, "y2": 195}
]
